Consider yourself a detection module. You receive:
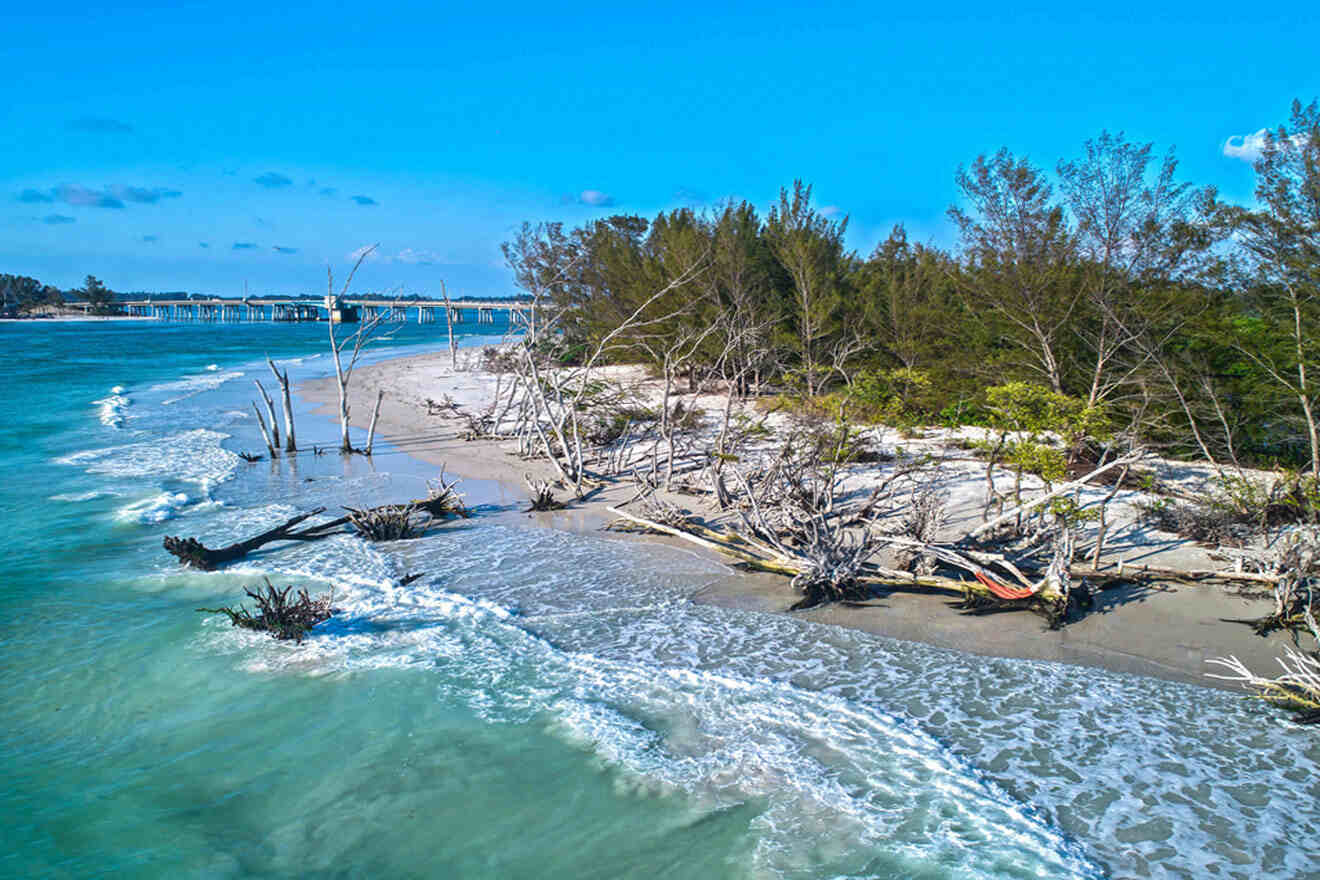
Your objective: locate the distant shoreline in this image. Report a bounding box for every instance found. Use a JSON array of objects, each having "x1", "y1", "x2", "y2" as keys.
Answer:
[{"x1": 0, "y1": 314, "x2": 158, "y2": 323}]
